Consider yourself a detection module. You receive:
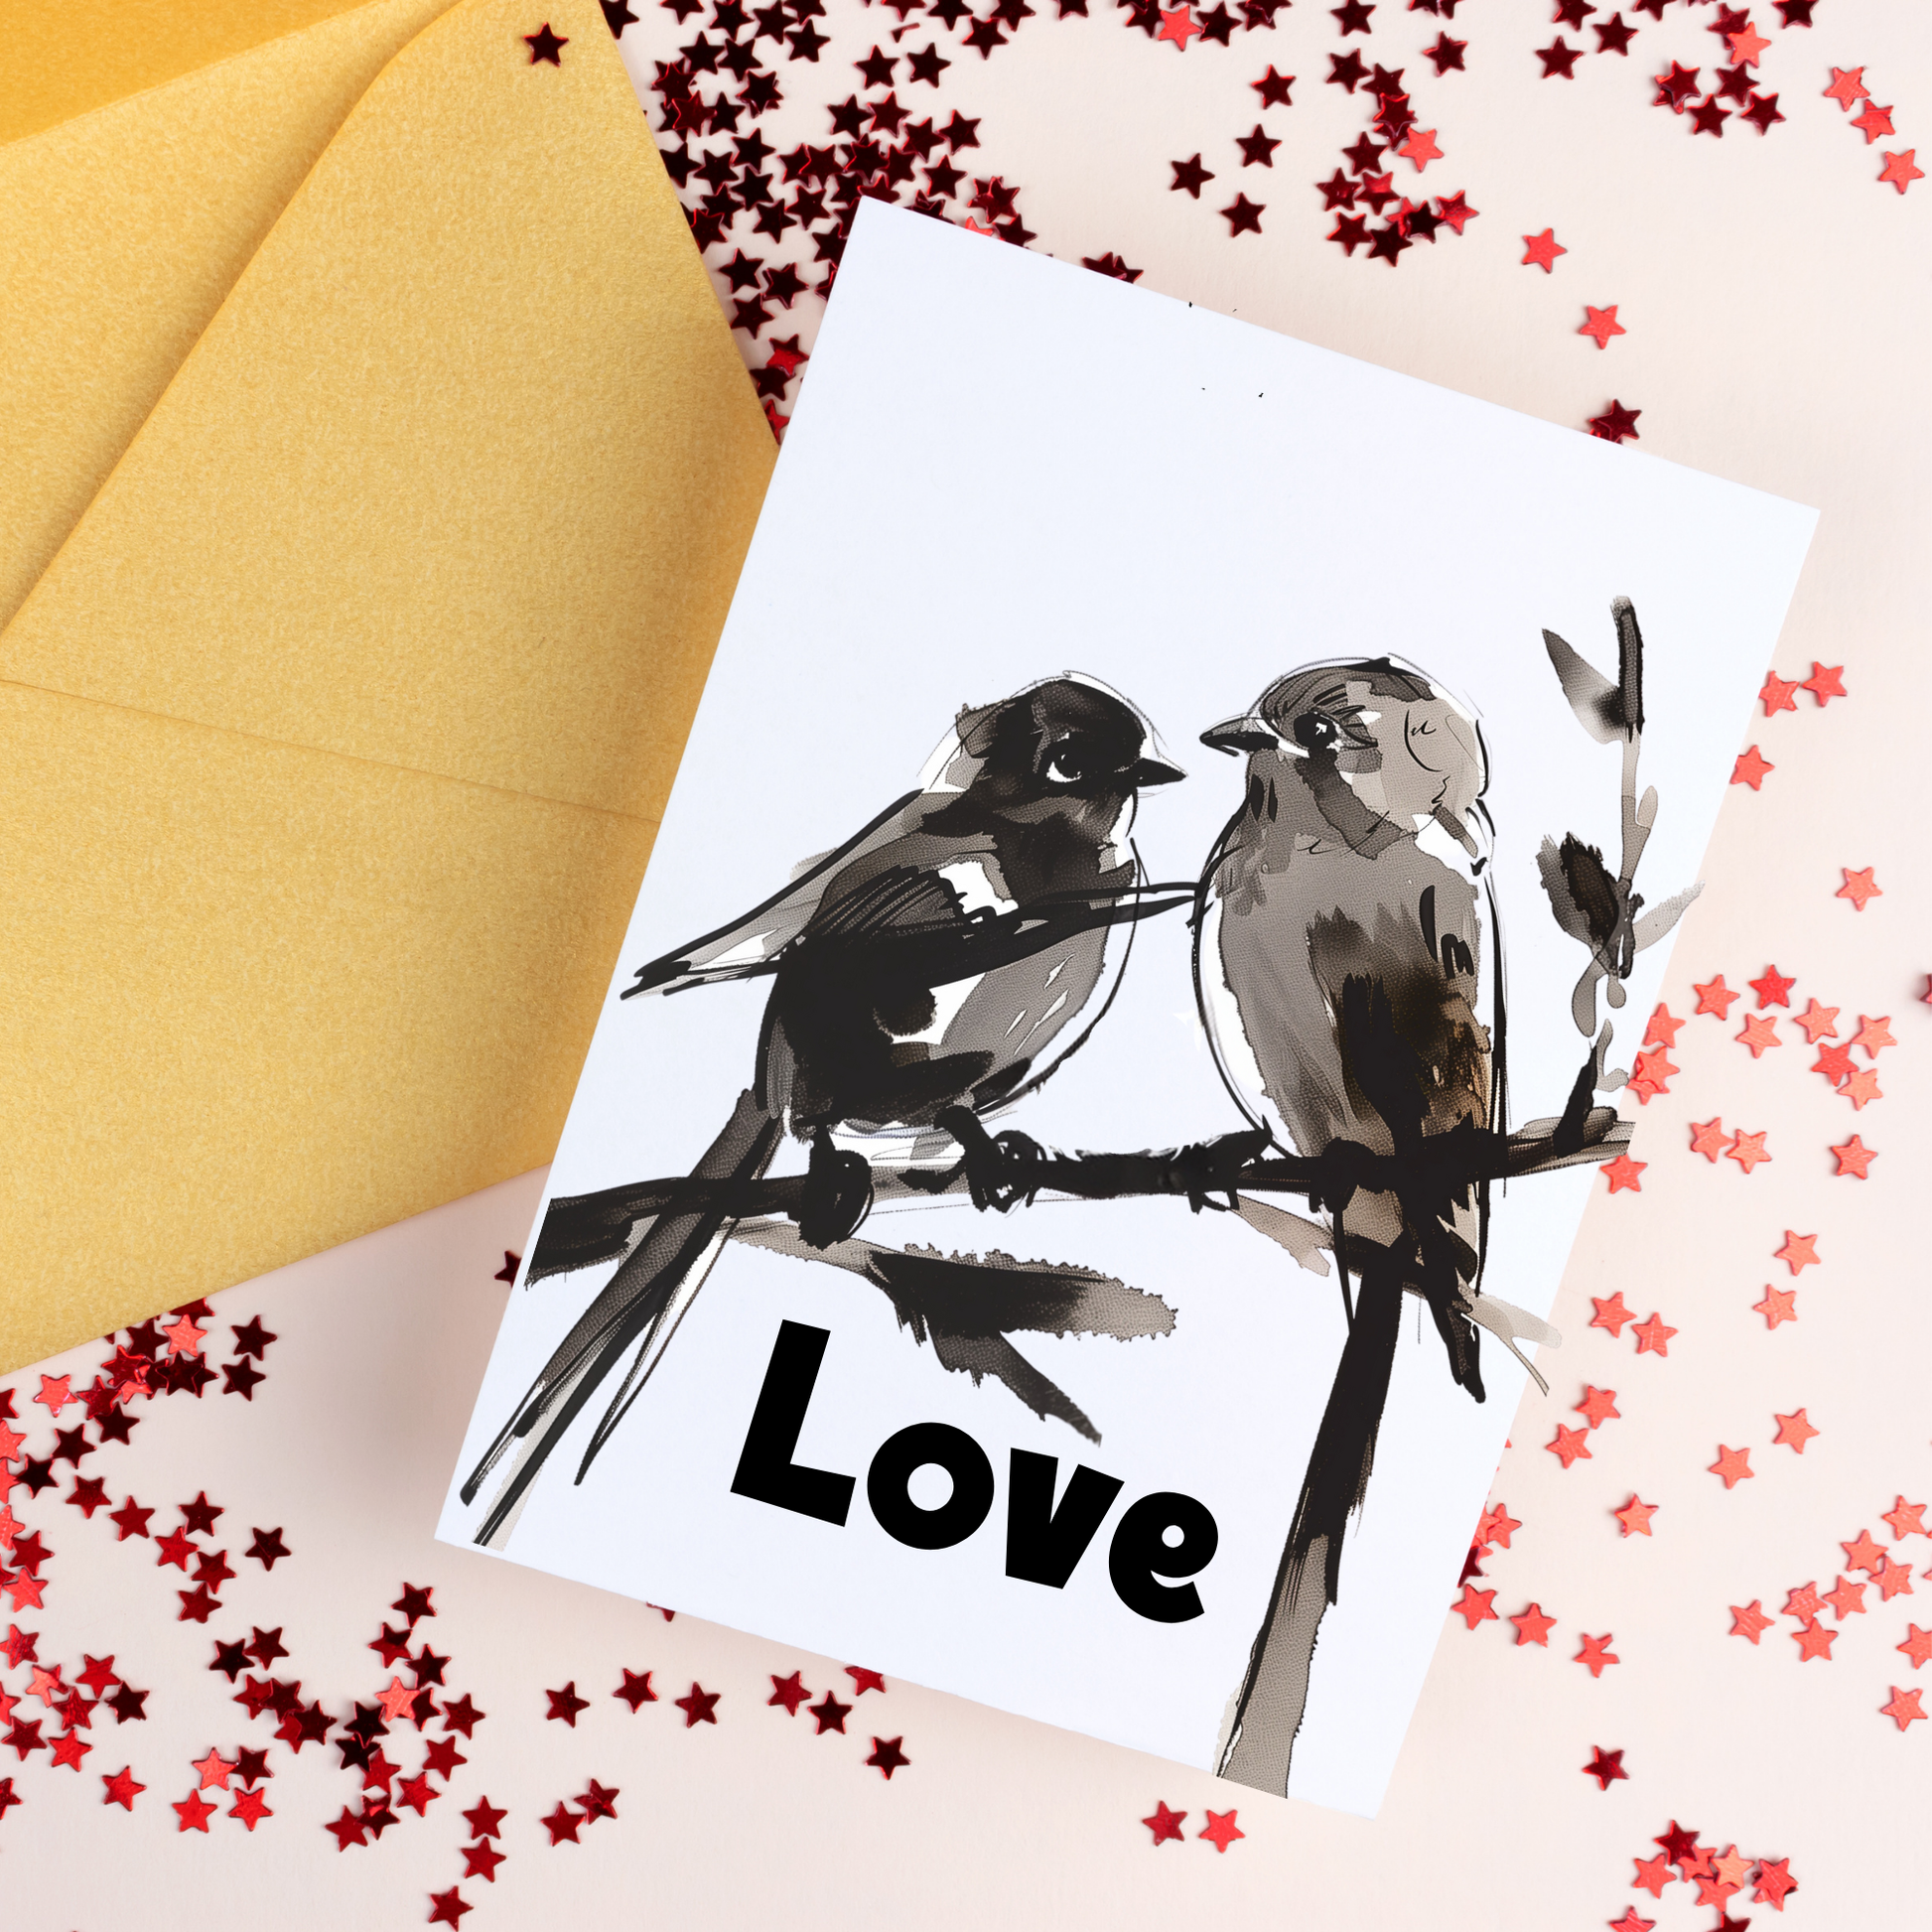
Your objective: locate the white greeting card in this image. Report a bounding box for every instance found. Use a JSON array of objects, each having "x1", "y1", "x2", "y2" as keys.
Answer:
[{"x1": 440, "y1": 200, "x2": 1813, "y2": 1814}]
